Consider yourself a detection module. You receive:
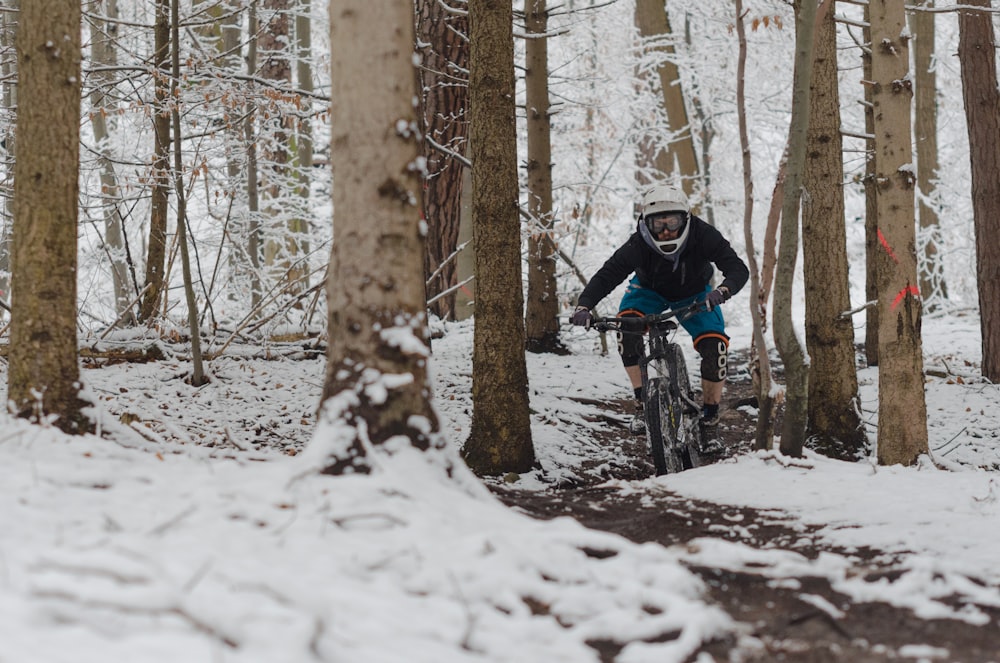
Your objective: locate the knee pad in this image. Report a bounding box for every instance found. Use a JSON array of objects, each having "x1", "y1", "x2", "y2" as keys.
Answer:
[
  {"x1": 618, "y1": 309, "x2": 645, "y2": 367},
  {"x1": 696, "y1": 335, "x2": 729, "y2": 382}
]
